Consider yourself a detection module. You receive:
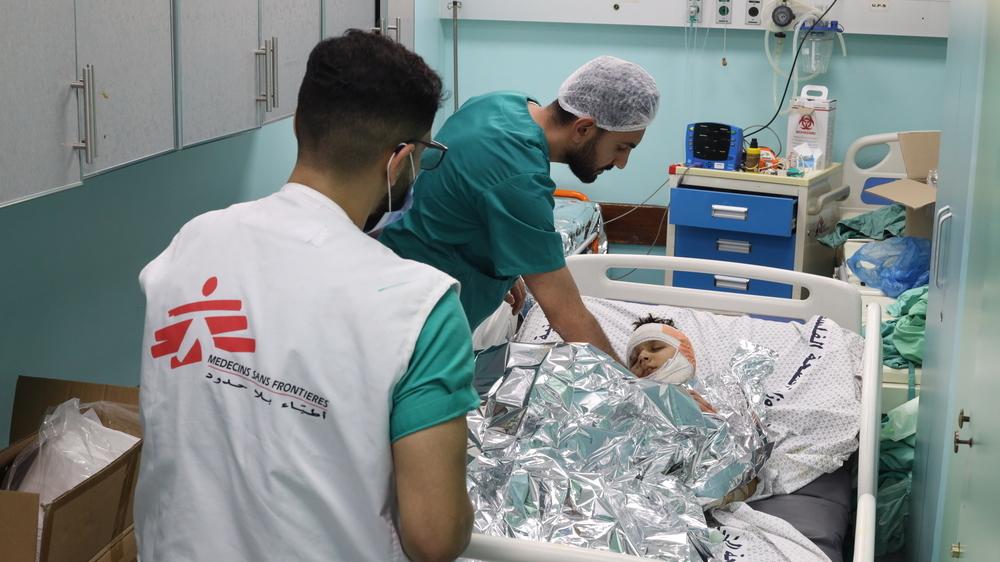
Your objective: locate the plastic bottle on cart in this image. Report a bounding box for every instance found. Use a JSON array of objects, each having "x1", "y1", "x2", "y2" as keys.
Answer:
[{"x1": 744, "y1": 138, "x2": 761, "y2": 172}]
